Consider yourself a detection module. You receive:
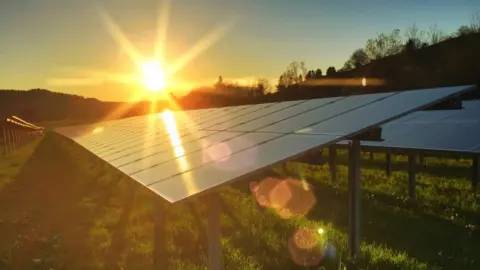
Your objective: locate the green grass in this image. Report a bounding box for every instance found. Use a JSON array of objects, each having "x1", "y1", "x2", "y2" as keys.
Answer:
[{"x1": 0, "y1": 132, "x2": 479, "y2": 269}]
